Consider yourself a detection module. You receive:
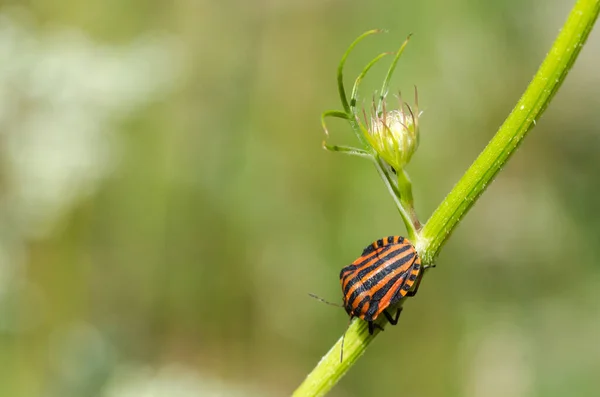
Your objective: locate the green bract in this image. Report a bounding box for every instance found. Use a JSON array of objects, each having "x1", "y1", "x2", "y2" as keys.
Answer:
[{"x1": 321, "y1": 31, "x2": 421, "y2": 239}]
